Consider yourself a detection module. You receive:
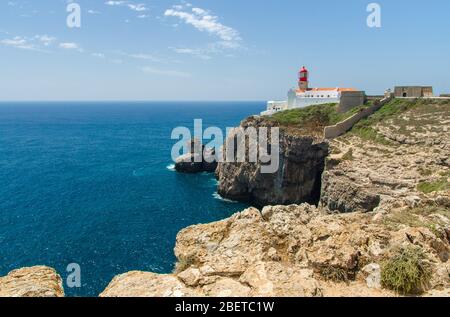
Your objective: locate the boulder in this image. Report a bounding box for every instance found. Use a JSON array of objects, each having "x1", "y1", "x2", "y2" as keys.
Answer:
[
  {"x1": 100, "y1": 271, "x2": 200, "y2": 297},
  {"x1": 0, "y1": 266, "x2": 64, "y2": 297},
  {"x1": 175, "y1": 139, "x2": 218, "y2": 173},
  {"x1": 361, "y1": 263, "x2": 381, "y2": 289}
]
